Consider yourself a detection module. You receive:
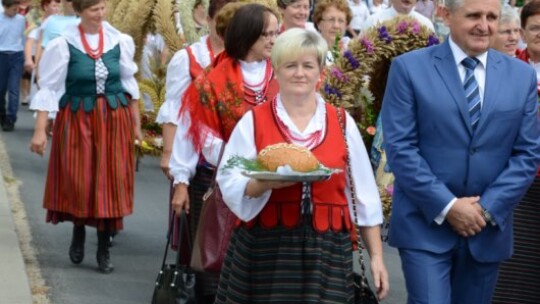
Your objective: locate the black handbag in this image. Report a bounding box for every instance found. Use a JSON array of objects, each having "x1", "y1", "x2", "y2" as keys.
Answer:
[
  {"x1": 151, "y1": 211, "x2": 197, "y2": 304},
  {"x1": 337, "y1": 109, "x2": 380, "y2": 304}
]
